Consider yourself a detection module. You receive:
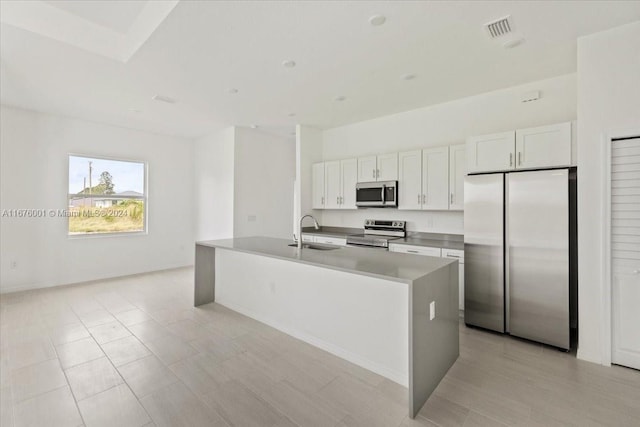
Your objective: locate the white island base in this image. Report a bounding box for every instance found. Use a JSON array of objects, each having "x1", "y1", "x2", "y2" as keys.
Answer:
[{"x1": 195, "y1": 237, "x2": 459, "y2": 418}]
